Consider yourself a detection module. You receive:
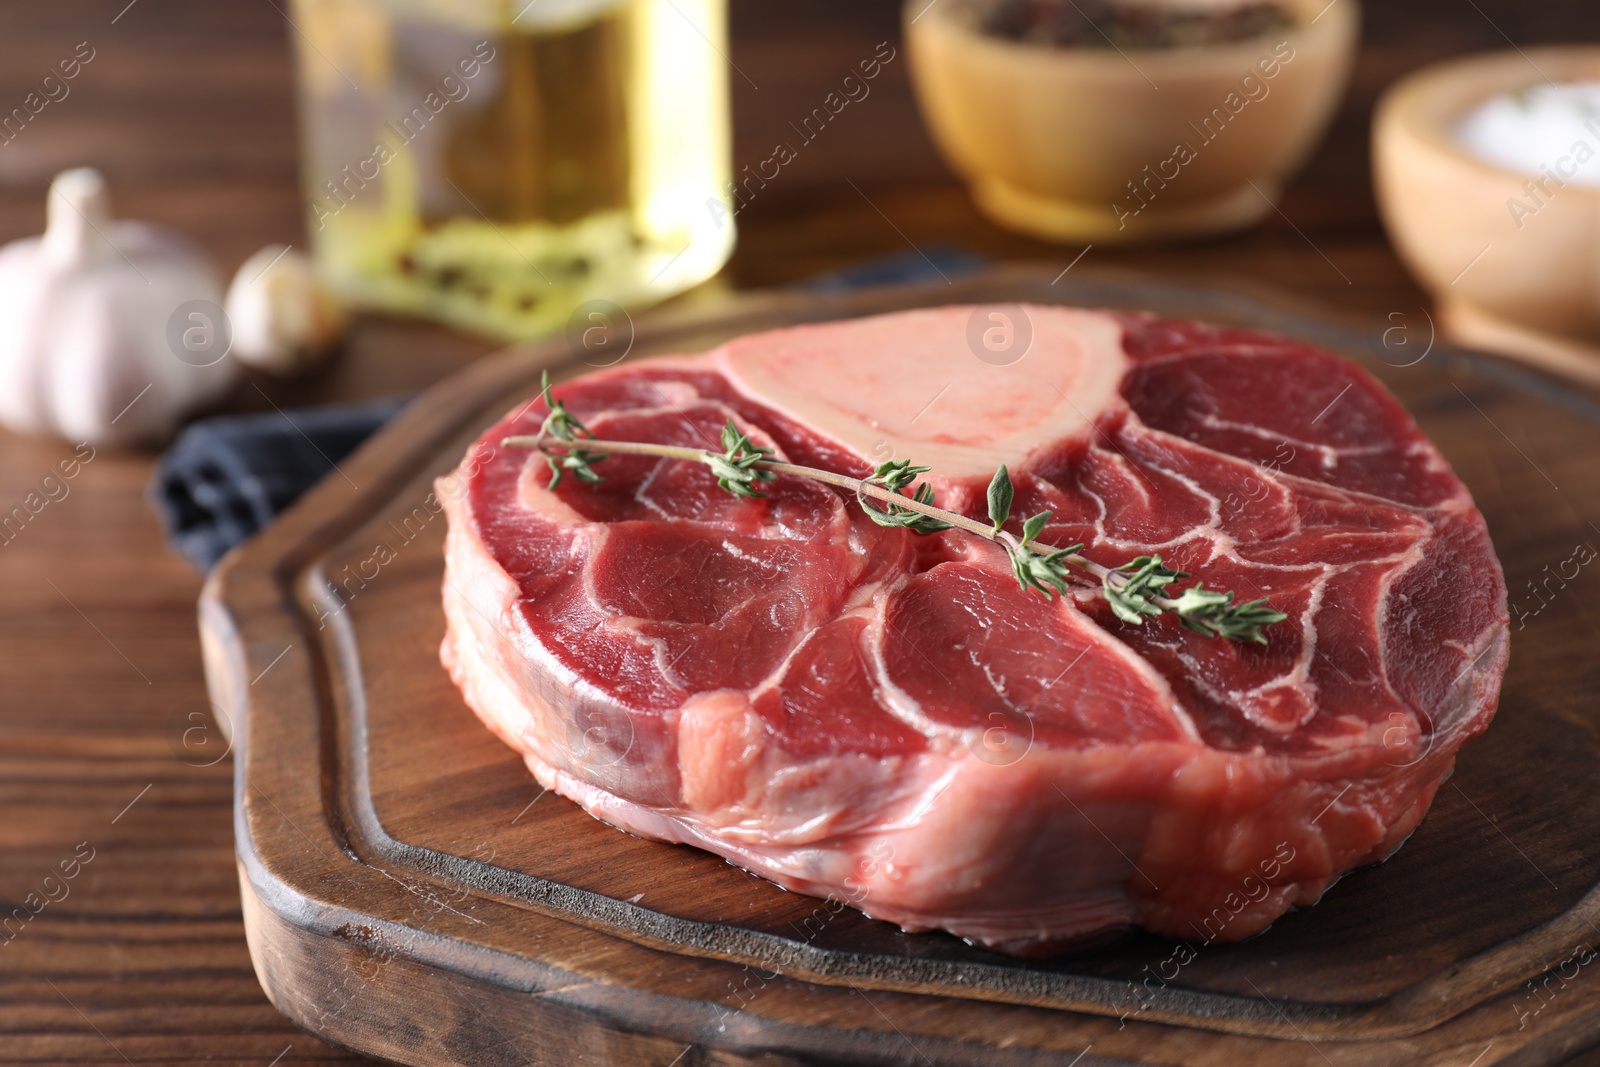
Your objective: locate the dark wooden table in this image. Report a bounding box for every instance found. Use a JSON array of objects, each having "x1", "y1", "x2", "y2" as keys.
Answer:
[{"x1": 2, "y1": 2, "x2": 1597, "y2": 1064}]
